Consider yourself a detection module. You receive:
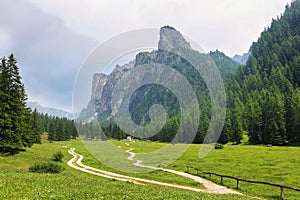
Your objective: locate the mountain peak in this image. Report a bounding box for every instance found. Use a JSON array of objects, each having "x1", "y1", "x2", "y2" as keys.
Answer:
[
  {"x1": 158, "y1": 26, "x2": 192, "y2": 51},
  {"x1": 161, "y1": 25, "x2": 176, "y2": 31},
  {"x1": 232, "y1": 51, "x2": 251, "y2": 65}
]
